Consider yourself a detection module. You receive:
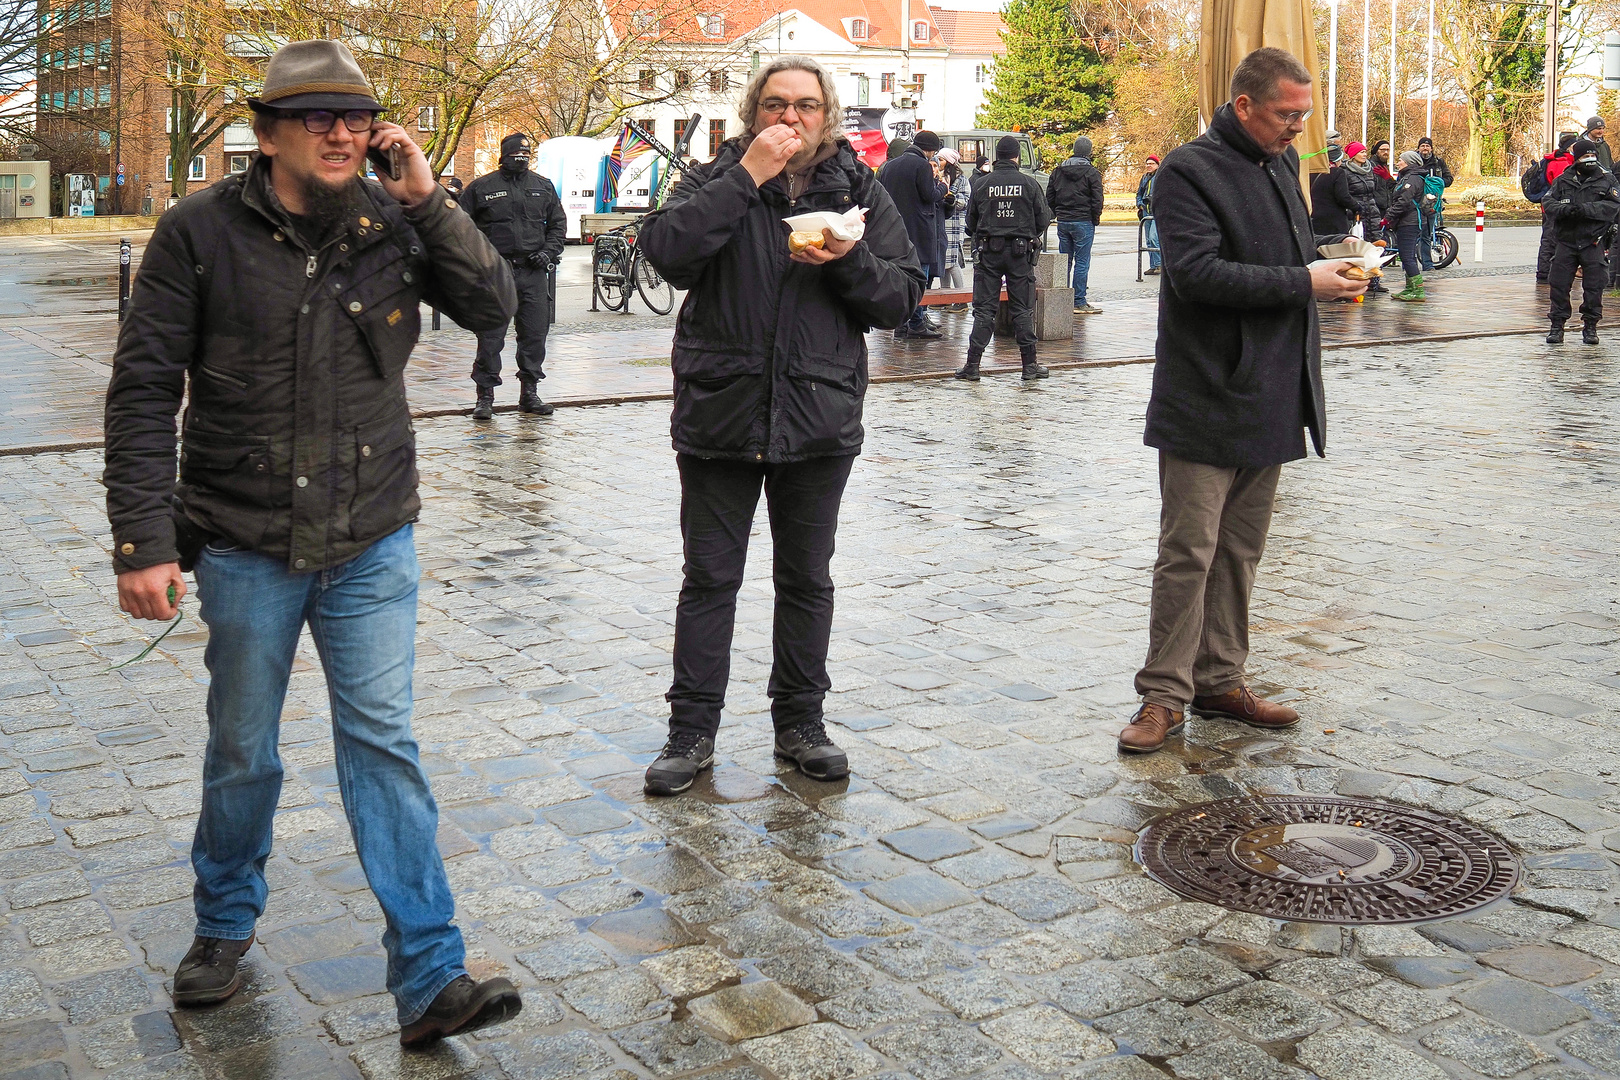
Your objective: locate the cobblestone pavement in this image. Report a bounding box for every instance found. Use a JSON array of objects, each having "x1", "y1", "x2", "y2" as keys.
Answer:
[{"x1": 4, "y1": 334, "x2": 1620, "y2": 1079}]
